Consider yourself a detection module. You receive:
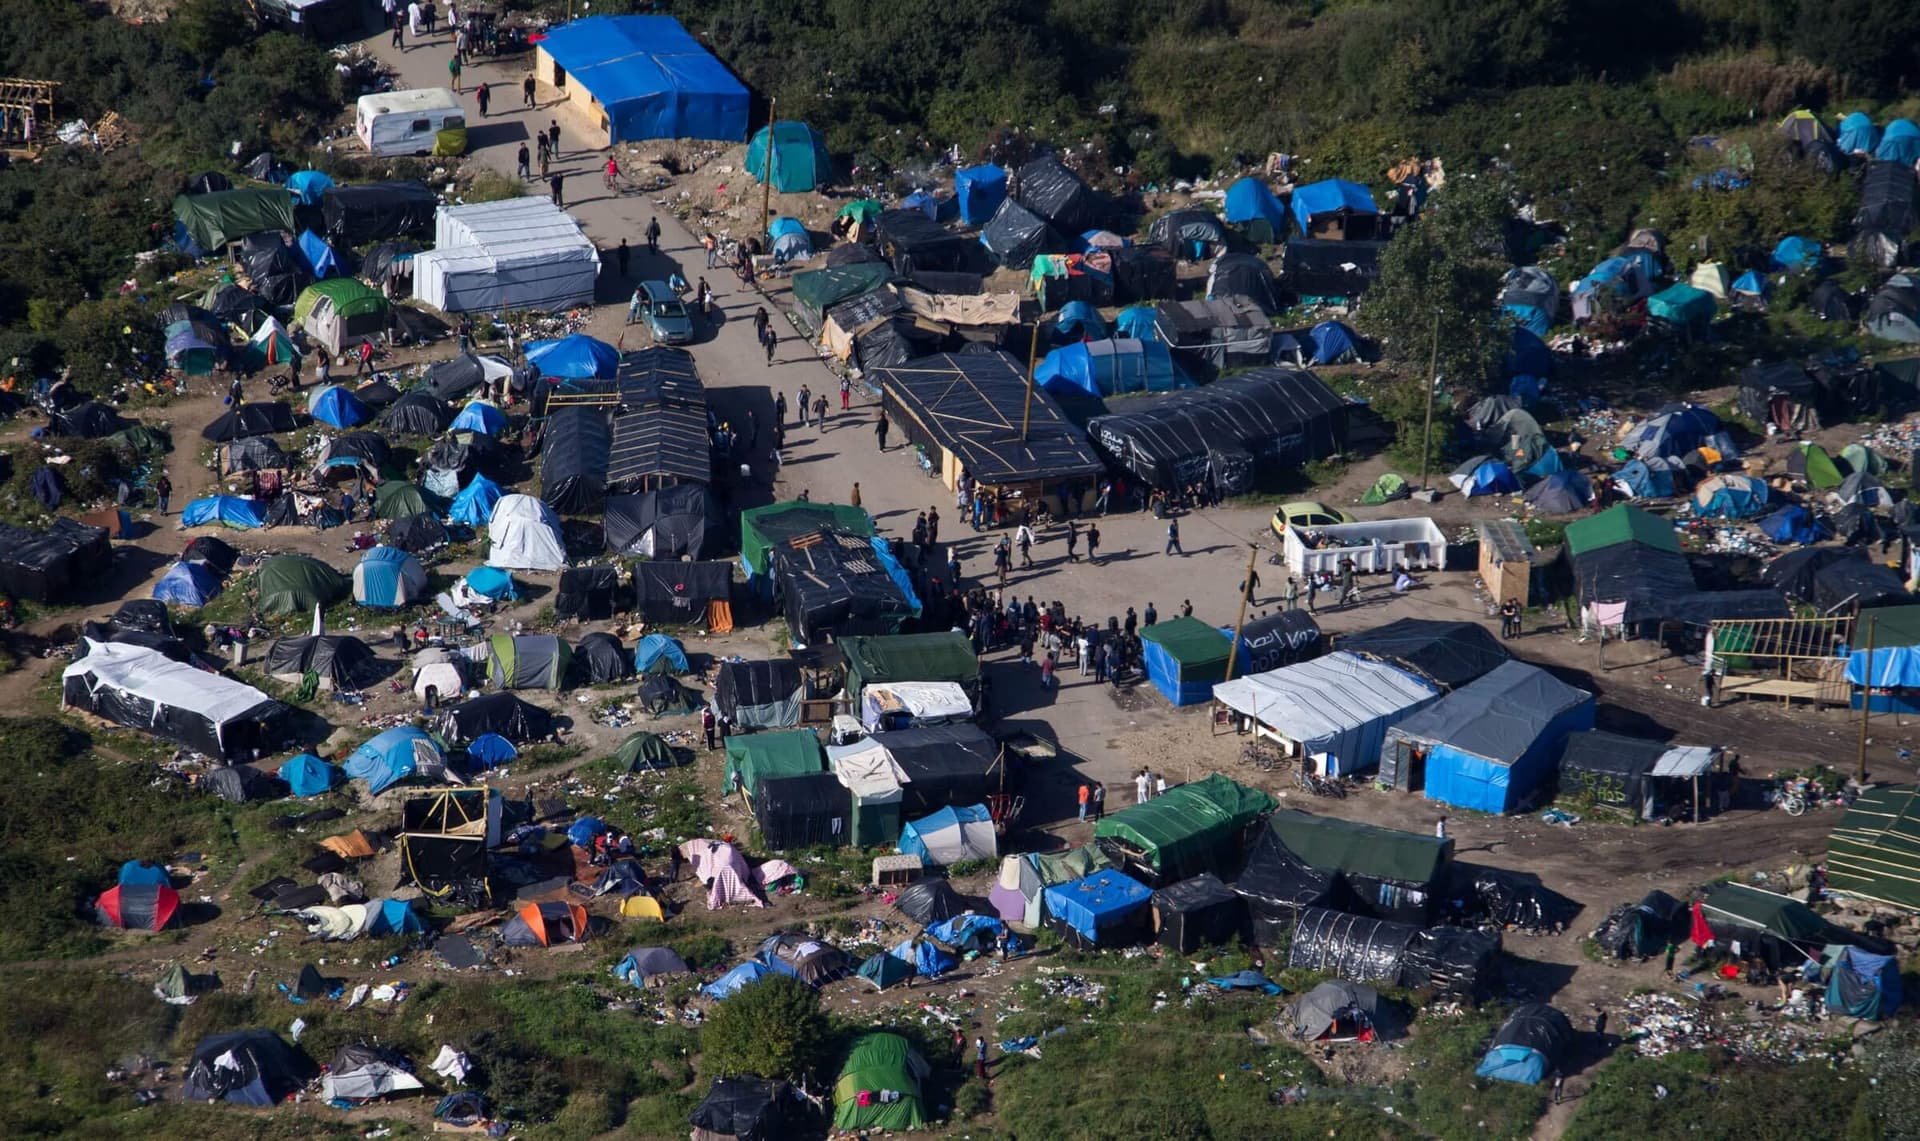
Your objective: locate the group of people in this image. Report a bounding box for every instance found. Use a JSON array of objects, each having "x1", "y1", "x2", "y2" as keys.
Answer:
[{"x1": 1275, "y1": 560, "x2": 1361, "y2": 612}]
